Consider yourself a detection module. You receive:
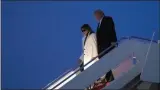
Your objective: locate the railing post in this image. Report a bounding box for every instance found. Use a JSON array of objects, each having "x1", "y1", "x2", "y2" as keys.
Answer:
[{"x1": 141, "y1": 31, "x2": 155, "y2": 73}]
